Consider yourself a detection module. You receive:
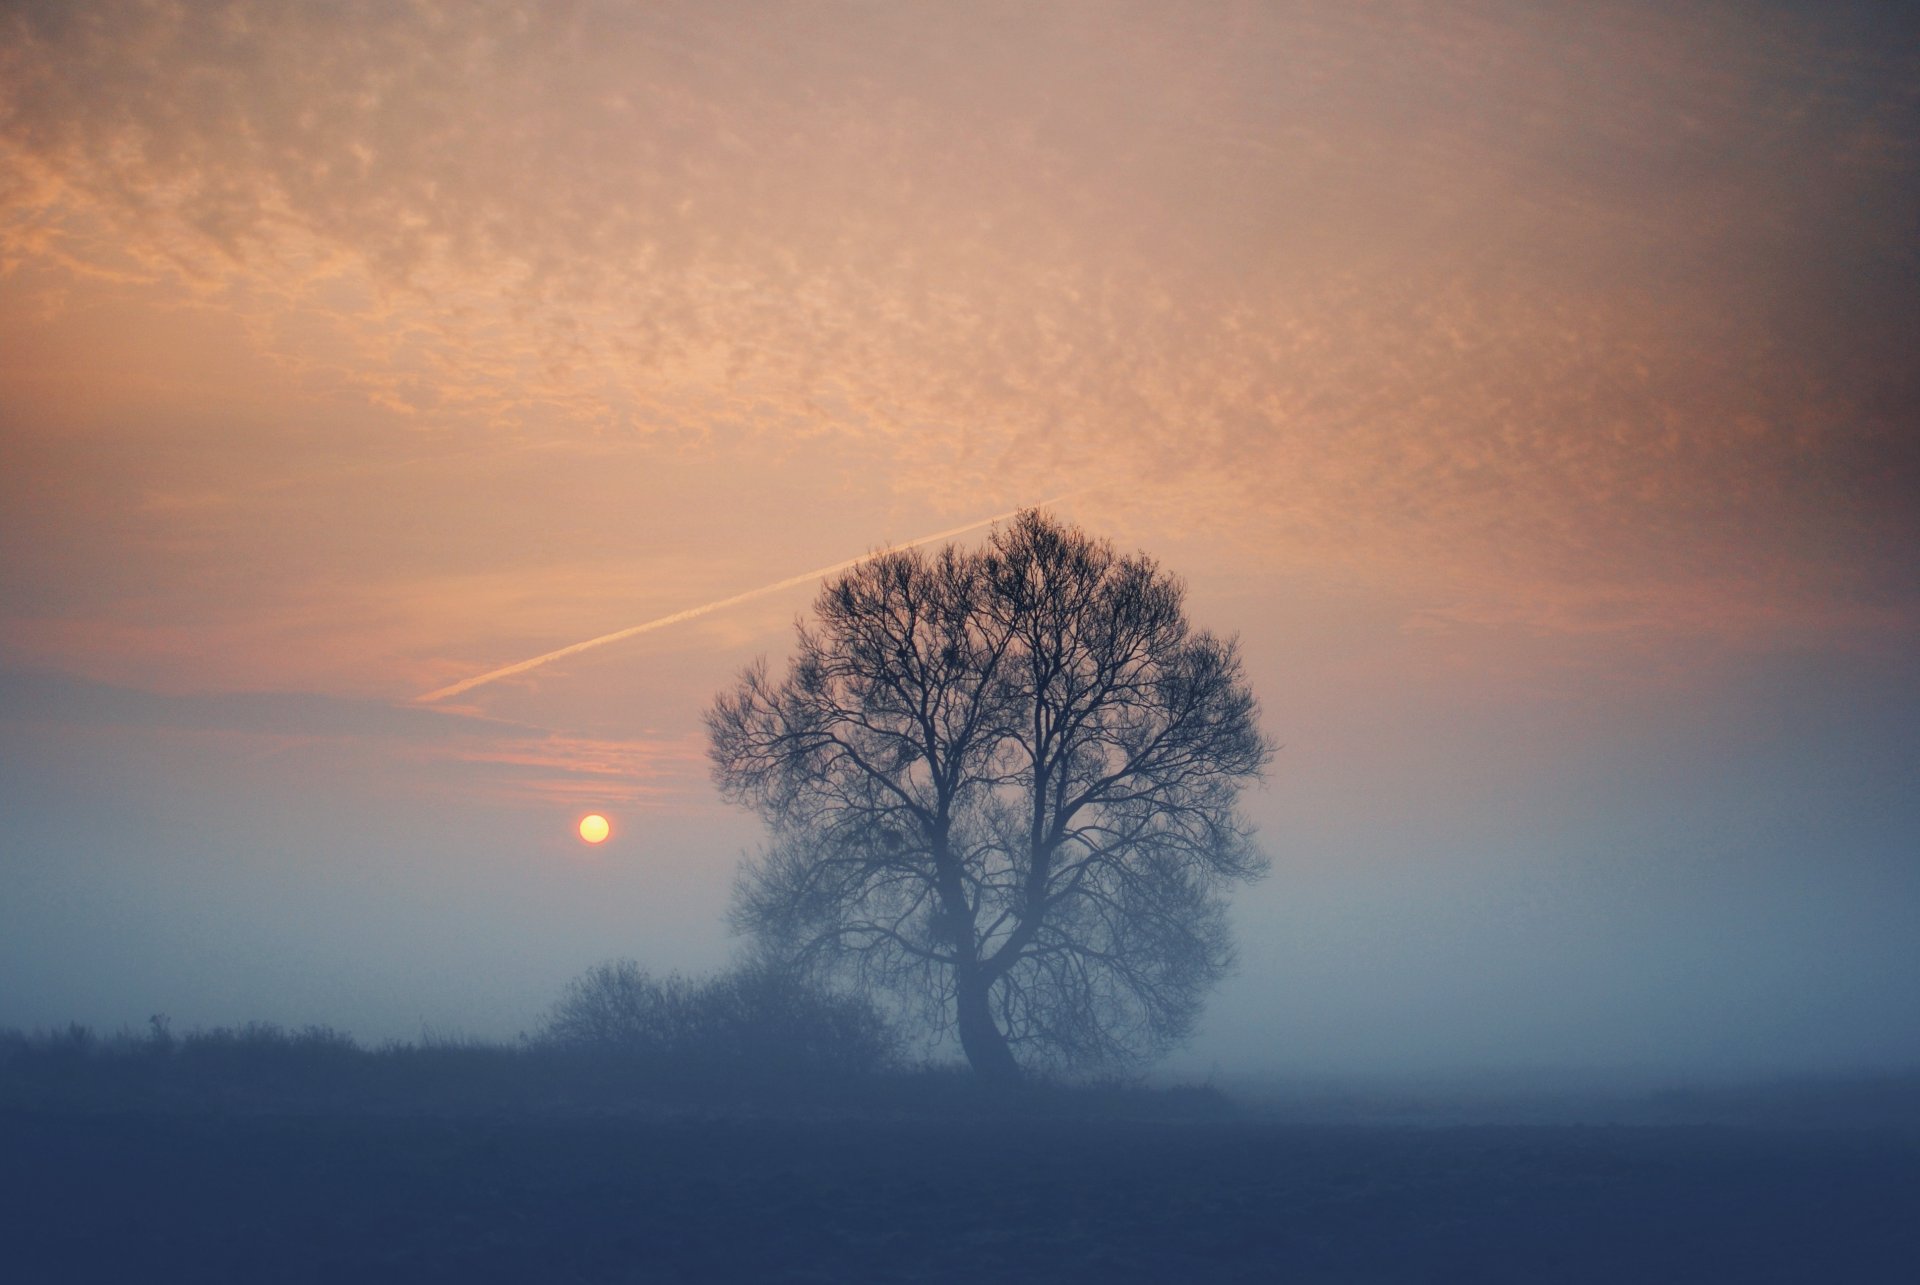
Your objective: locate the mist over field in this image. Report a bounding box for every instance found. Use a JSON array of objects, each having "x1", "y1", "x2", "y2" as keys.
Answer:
[{"x1": 6, "y1": 615, "x2": 1915, "y2": 1086}]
